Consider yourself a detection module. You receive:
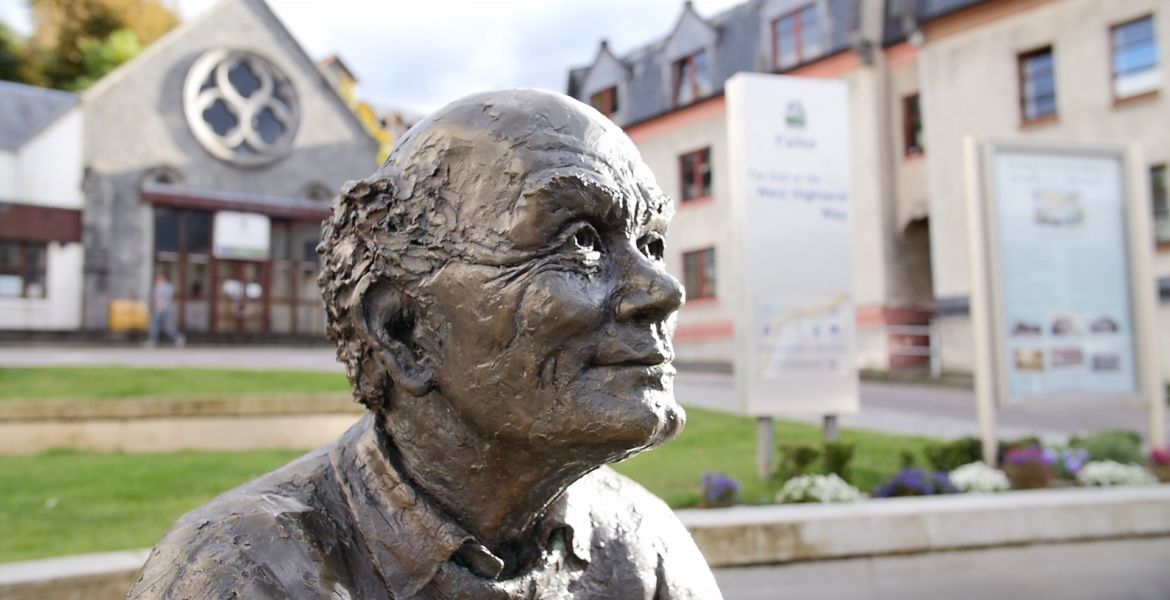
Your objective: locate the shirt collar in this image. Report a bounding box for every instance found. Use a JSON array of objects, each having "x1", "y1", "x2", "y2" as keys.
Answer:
[{"x1": 330, "y1": 415, "x2": 590, "y2": 598}]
